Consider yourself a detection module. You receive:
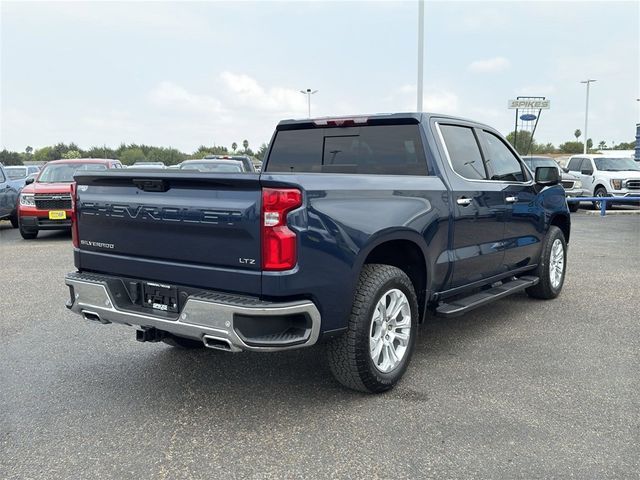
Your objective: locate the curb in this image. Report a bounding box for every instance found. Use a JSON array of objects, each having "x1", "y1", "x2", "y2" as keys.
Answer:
[{"x1": 581, "y1": 209, "x2": 640, "y2": 216}]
